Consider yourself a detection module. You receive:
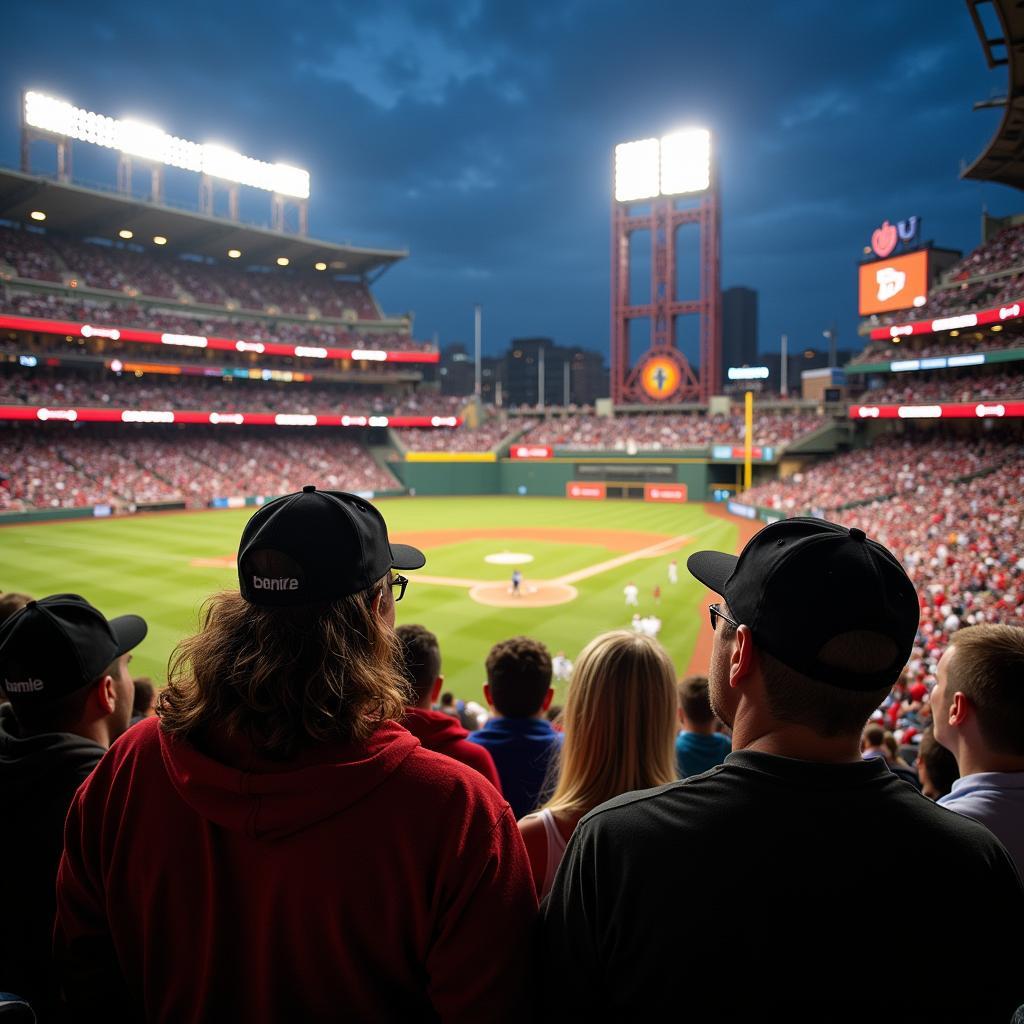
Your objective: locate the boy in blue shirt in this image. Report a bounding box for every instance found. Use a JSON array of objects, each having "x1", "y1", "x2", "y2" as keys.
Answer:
[{"x1": 675, "y1": 675, "x2": 731, "y2": 778}]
